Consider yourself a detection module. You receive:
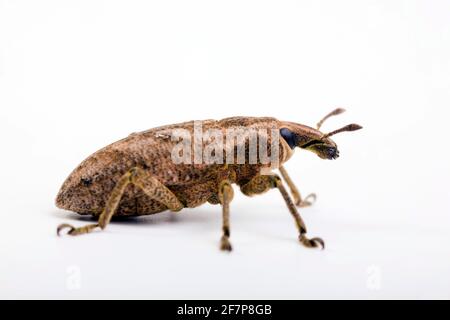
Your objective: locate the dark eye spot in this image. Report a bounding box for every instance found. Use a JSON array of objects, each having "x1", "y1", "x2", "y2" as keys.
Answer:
[
  {"x1": 81, "y1": 177, "x2": 92, "y2": 187},
  {"x1": 280, "y1": 128, "x2": 296, "y2": 149}
]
